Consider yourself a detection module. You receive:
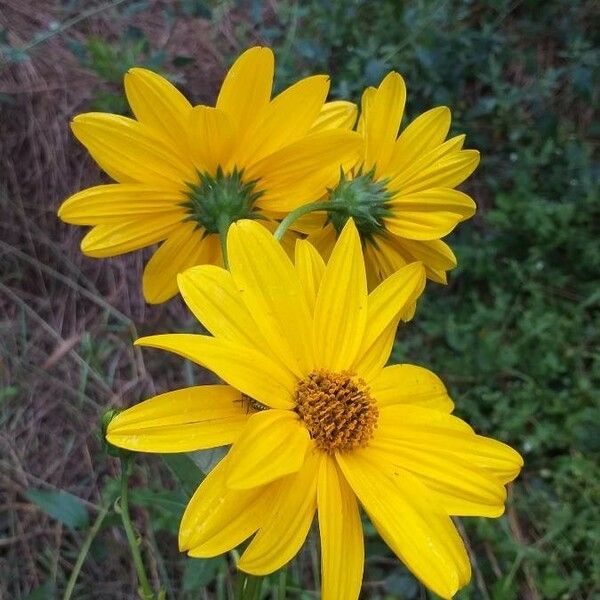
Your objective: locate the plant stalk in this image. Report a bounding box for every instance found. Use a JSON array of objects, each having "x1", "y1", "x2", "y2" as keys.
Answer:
[
  {"x1": 62, "y1": 504, "x2": 110, "y2": 600},
  {"x1": 118, "y1": 458, "x2": 155, "y2": 600},
  {"x1": 218, "y1": 215, "x2": 230, "y2": 269},
  {"x1": 273, "y1": 200, "x2": 334, "y2": 241}
]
